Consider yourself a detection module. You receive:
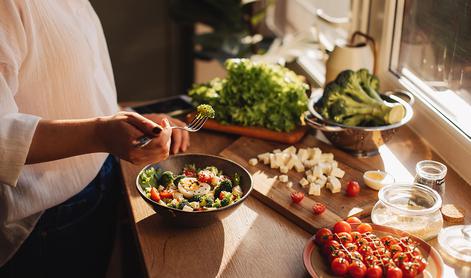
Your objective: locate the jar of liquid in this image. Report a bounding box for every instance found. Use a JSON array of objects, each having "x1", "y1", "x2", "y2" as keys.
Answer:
[{"x1": 414, "y1": 160, "x2": 447, "y2": 198}]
